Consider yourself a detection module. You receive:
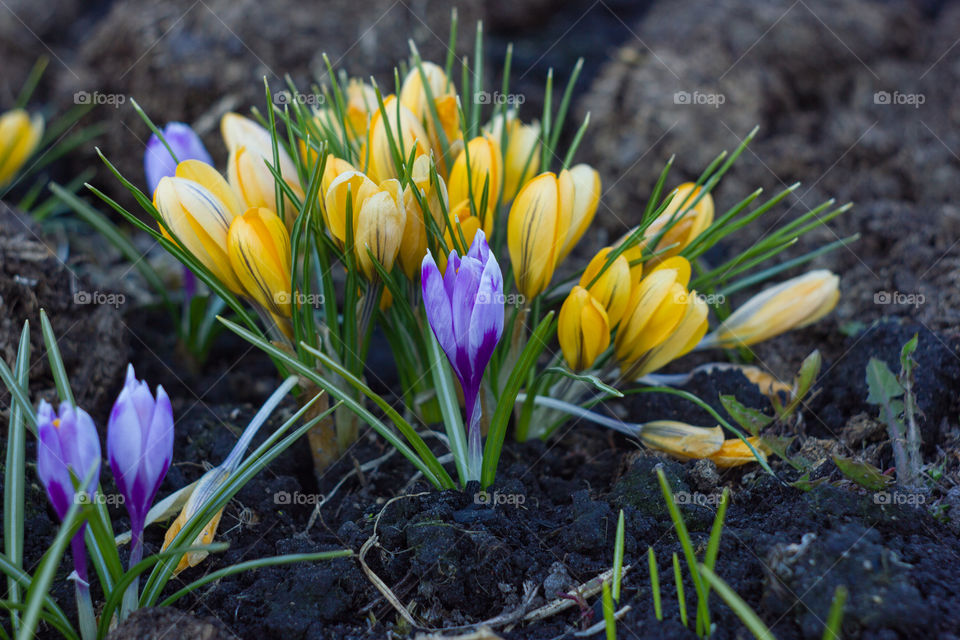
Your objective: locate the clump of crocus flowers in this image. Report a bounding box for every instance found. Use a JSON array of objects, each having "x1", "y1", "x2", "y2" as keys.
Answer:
[{"x1": 102, "y1": 37, "x2": 847, "y2": 482}]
